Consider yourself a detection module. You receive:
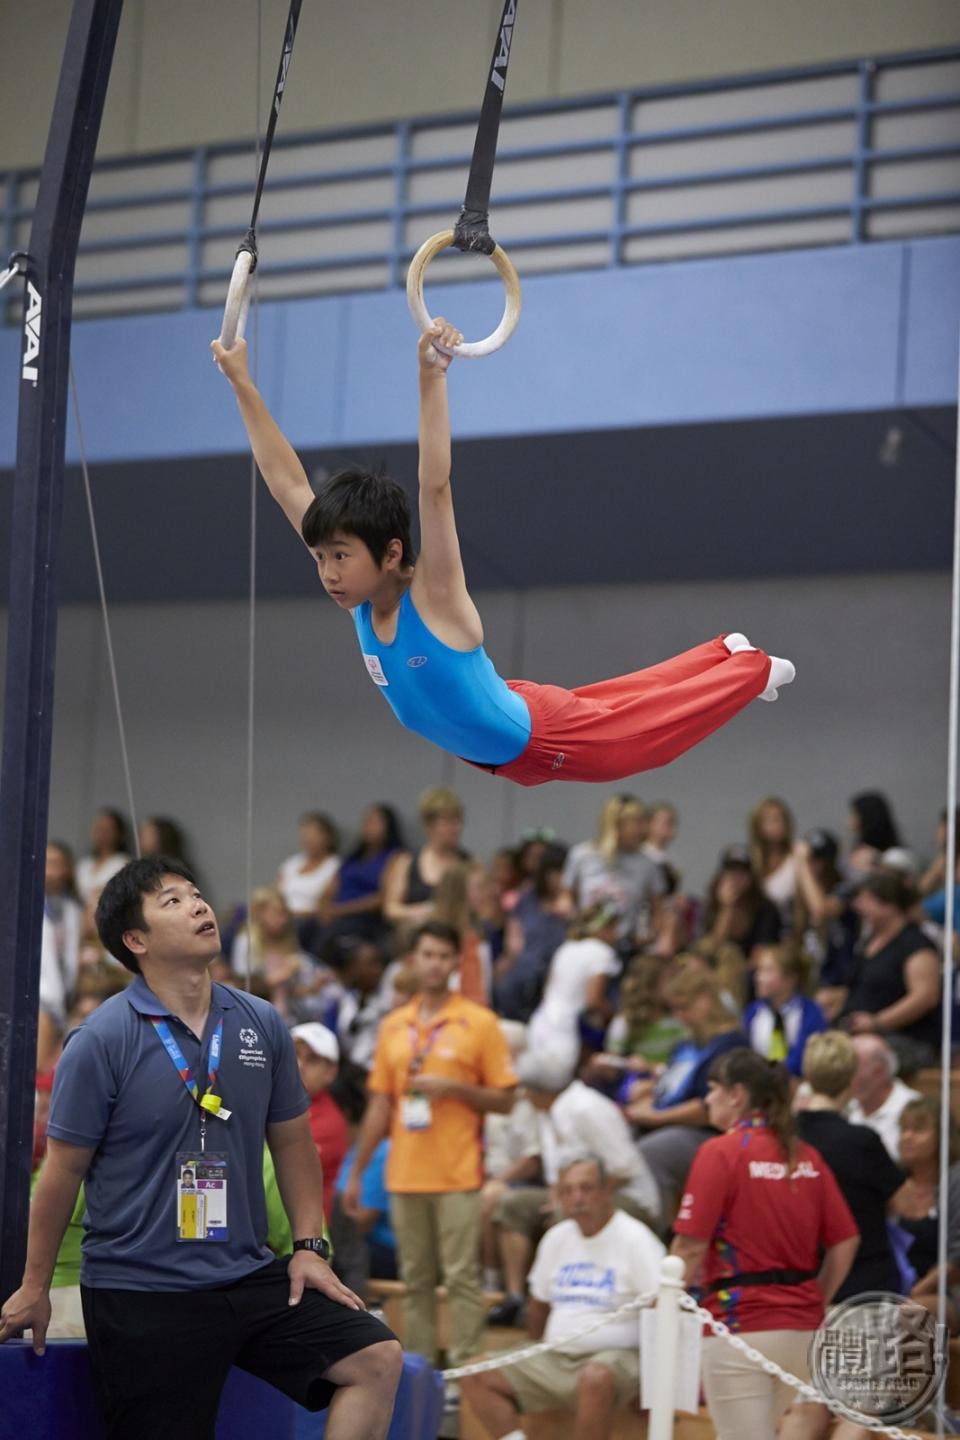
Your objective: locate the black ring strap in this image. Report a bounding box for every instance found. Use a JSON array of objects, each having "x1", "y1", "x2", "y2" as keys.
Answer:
[{"x1": 454, "y1": 0, "x2": 519, "y2": 255}]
